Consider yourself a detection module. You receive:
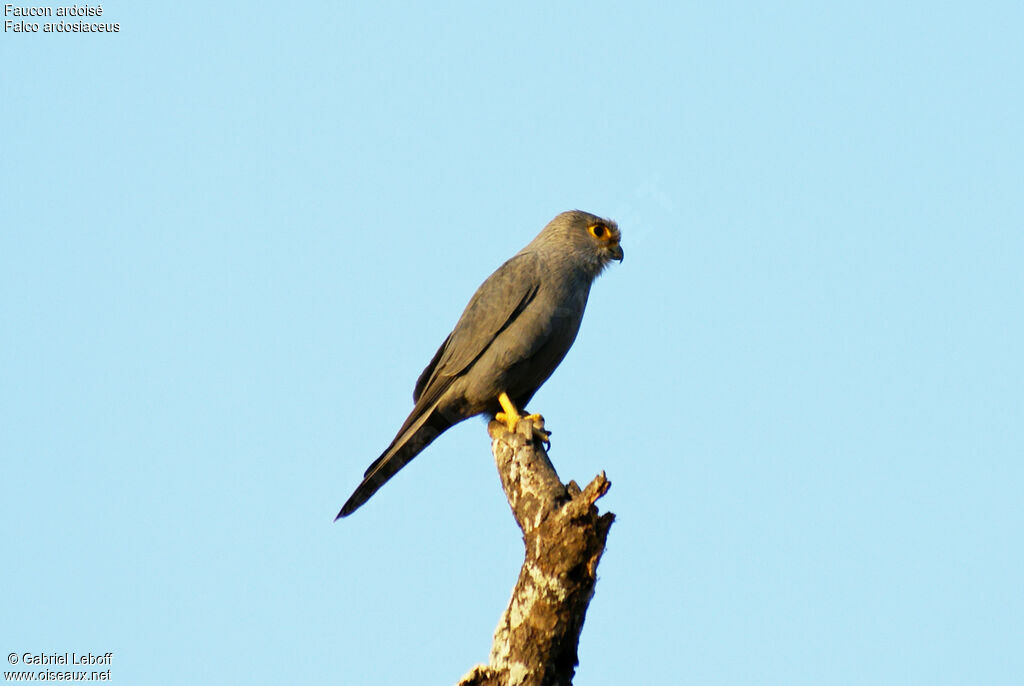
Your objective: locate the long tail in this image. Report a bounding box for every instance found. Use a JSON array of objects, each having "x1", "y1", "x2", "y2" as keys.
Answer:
[{"x1": 335, "y1": 406, "x2": 451, "y2": 519}]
